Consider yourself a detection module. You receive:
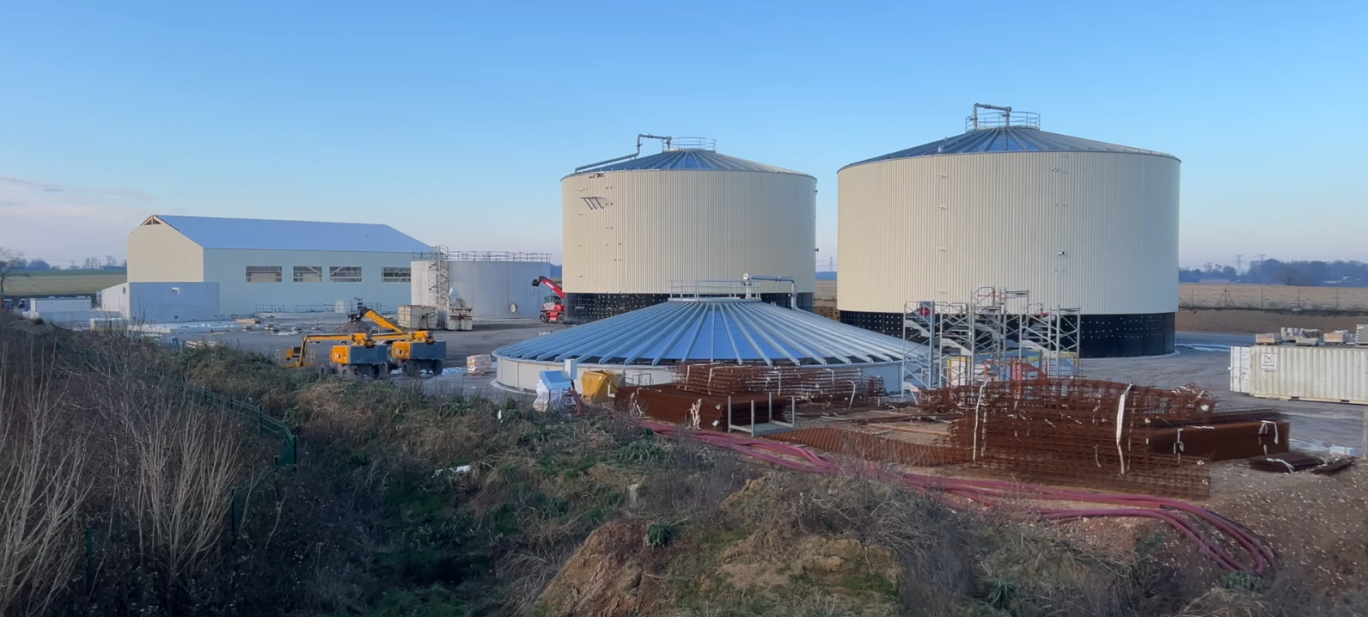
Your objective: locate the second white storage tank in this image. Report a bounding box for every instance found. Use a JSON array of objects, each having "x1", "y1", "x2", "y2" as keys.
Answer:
[{"x1": 562, "y1": 136, "x2": 817, "y2": 323}]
